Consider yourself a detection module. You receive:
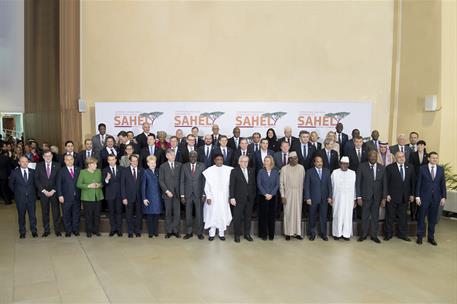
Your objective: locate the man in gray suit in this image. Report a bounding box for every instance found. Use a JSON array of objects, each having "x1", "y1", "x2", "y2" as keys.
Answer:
[
  {"x1": 390, "y1": 134, "x2": 411, "y2": 163},
  {"x1": 356, "y1": 150, "x2": 387, "y2": 243},
  {"x1": 180, "y1": 151, "x2": 206, "y2": 240},
  {"x1": 91, "y1": 123, "x2": 111, "y2": 153},
  {"x1": 159, "y1": 149, "x2": 182, "y2": 238}
]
